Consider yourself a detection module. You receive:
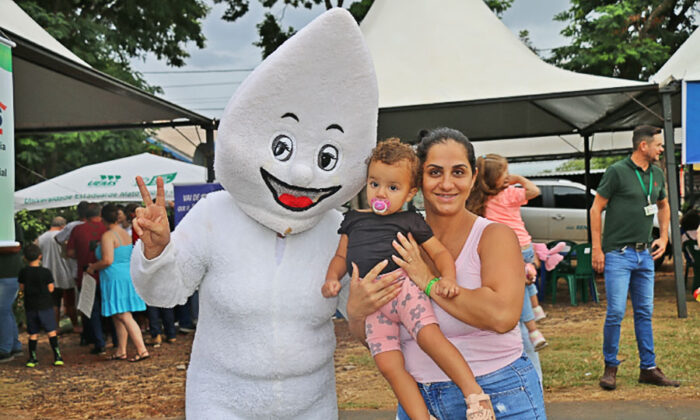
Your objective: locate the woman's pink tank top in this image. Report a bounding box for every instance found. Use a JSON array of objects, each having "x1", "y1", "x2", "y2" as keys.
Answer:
[{"x1": 400, "y1": 216, "x2": 523, "y2": 381}]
